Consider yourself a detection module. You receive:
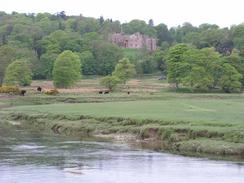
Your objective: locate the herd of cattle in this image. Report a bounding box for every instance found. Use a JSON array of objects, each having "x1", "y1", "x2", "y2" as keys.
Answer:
[{"x1": 19, "y1": 87, "x2": 130, "y2": 96}]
